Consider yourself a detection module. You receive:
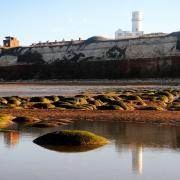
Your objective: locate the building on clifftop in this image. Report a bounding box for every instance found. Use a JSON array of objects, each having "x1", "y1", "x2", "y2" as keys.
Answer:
[
  {"x1": 115, "y1": 11, "x2": 144, "y2": 39},
  {"x1": 3, "y1": 37, "x2": 20, "y2": 48}
]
